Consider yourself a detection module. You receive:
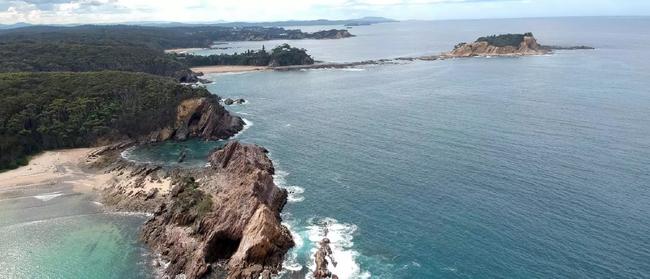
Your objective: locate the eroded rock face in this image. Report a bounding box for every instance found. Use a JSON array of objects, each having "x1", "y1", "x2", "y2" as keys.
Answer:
[
  {"x1": 140, "y1": 141, "x2": 293, "y2": 279},
  {"x1": 444, "y1": 33, "x2": 551, "y2": 57},
  {"x1": 147, "y1": 97, "x2": 245, "y2": 142}
]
